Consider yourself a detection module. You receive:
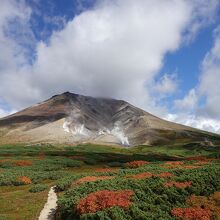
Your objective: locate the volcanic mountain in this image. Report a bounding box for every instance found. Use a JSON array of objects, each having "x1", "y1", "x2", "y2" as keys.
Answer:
[{"x1": 0, "y1": 92, "x2": 219, "y2": 146}]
